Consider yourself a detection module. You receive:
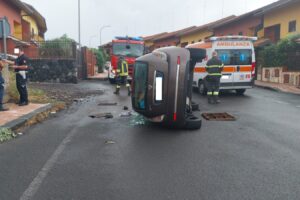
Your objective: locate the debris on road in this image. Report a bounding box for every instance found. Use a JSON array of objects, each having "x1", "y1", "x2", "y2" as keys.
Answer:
[
  {"x1": 123, "y1": 106, "x2": 129, "y2": 110},
  {"x1": 130, "y1": 114, "x2": 146, "y2": 126},
  {"x1": 105, "y1": 140, "x2": 116, "y2": 144},
  {"x1": 98, "y1": 102, "x2": 118, "y2": 106},
  {"x1": 119, "y1": 111, "x2": 132, "y2": 117},
  {"x1": 89, "y1": 113, "x2": 113, "y2": 119},
  {"x1": 73, "y1": 98, "x2": 84, "y2": 102},
  {"x1": 202, "y1": 113, "x2": 236, "y2": 121}
]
